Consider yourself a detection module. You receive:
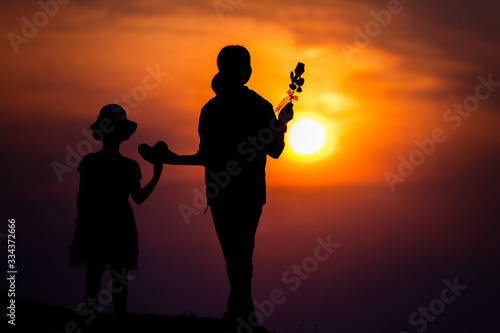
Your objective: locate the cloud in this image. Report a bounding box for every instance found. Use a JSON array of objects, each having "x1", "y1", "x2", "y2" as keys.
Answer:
[{"x1": 1, "y1": 0, "x2": 499, "y2": 191}]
